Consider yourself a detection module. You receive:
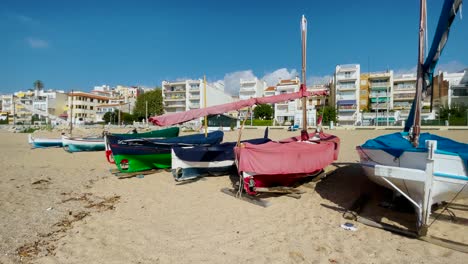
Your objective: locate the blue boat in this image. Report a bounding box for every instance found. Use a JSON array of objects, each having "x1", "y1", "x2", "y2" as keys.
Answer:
[{"x1": 171, "y1": 128, "x2": 270, "y2": 181}]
